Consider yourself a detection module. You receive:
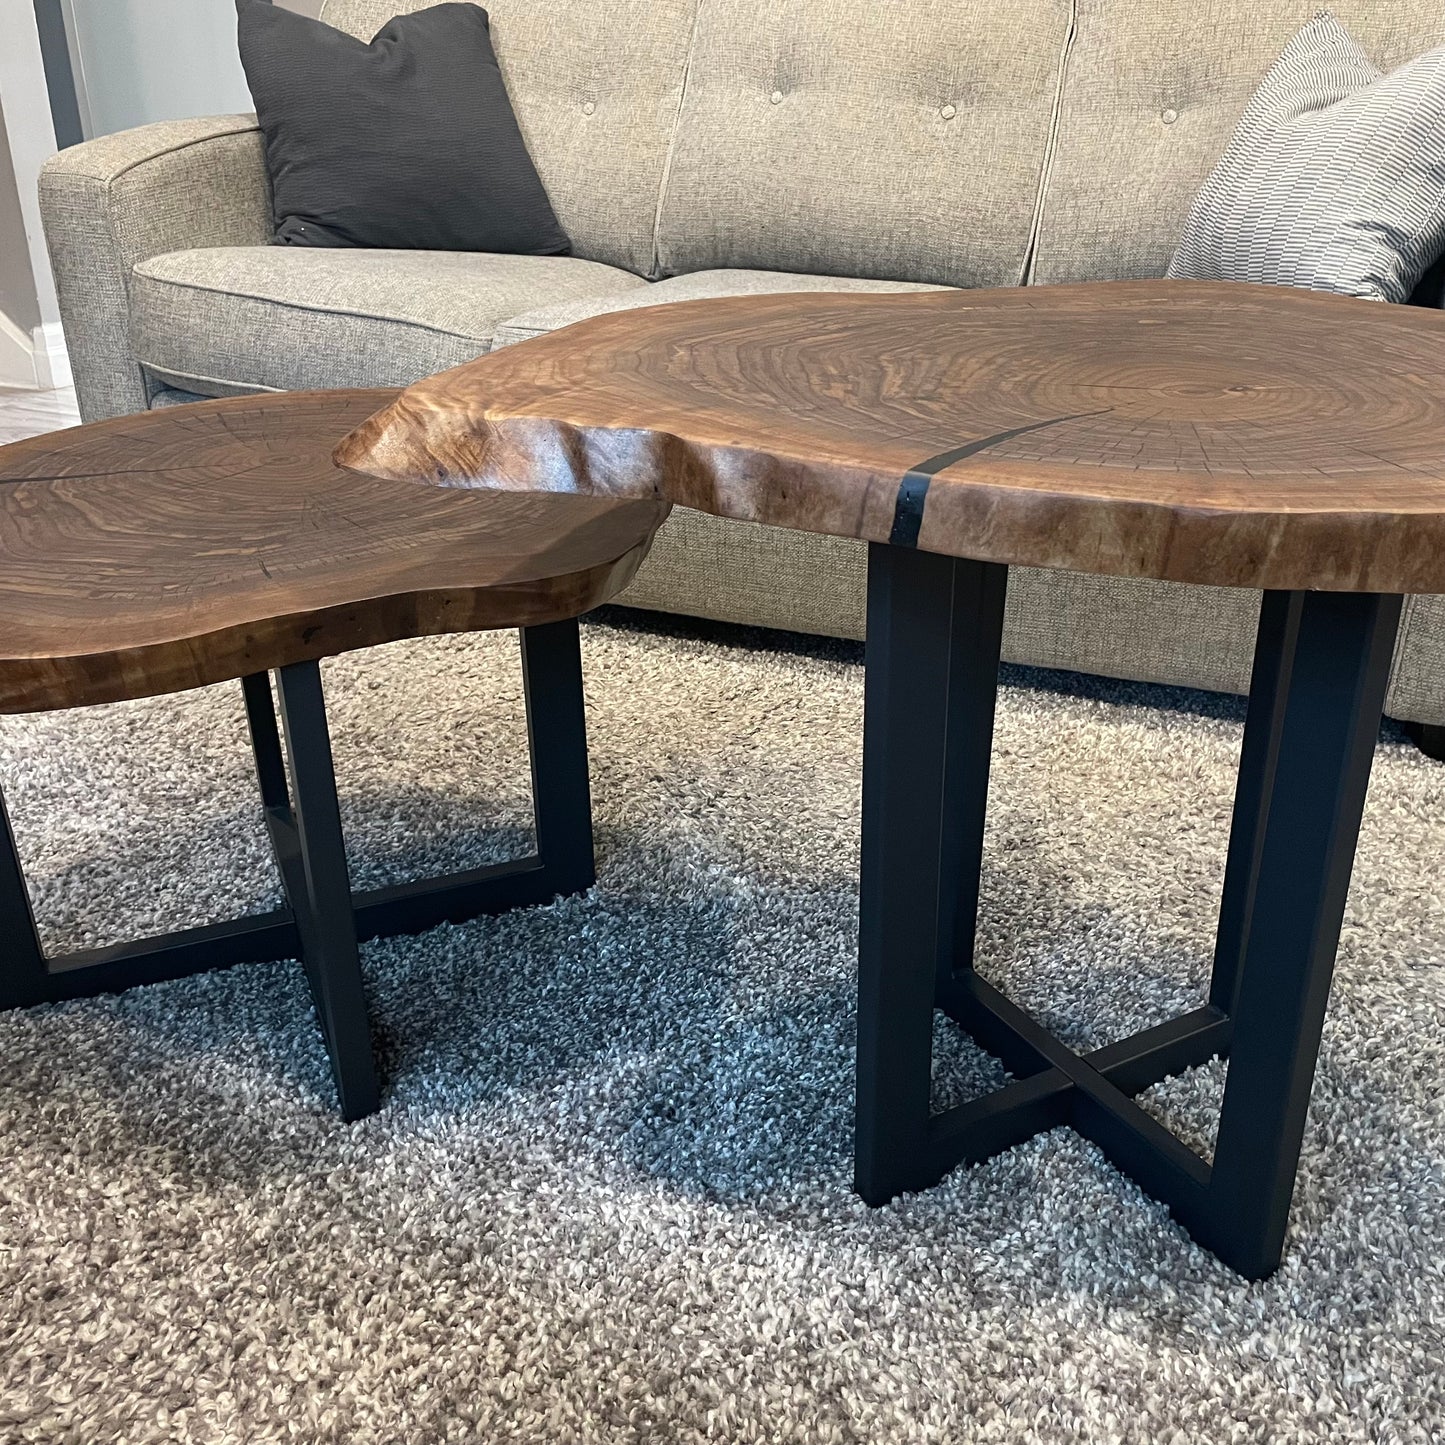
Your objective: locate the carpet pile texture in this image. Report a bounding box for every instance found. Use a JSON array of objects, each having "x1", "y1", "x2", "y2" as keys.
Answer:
[{"x1": 0, "y1": 615, "x2": 1441, "y2": 1443}]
